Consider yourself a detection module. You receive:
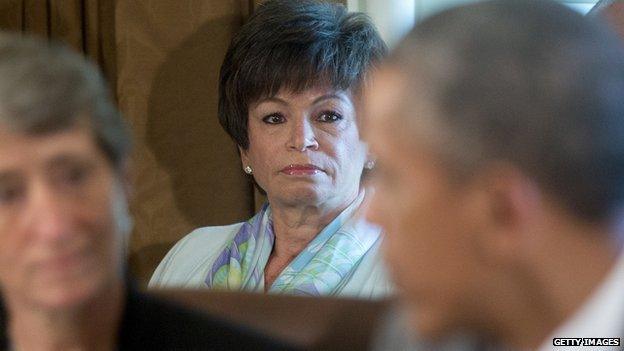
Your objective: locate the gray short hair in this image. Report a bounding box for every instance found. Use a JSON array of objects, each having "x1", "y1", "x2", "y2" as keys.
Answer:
[
  {"x1": 0, "y1": 32, "x2": 130, "y2": 169},
  {"x1": 392, "y1": 0, "x2": 624, "y2": 222}
]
